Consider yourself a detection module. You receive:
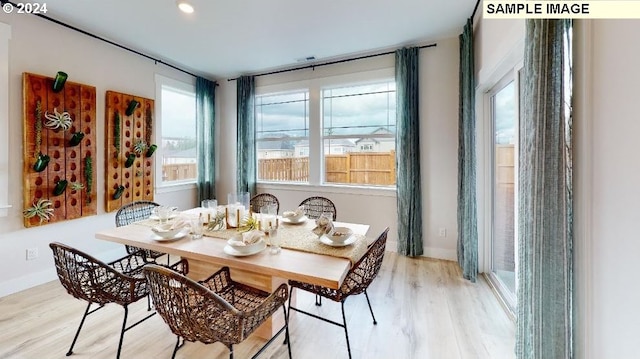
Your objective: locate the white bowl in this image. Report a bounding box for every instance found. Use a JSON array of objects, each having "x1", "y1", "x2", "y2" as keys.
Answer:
[
  {"x1": 282, "y1": 211, "x2": 304, "y2": 222},
  {"x1": 326, "y1": 227, "x2": 353, "y2": 243},
  {"x1": 227, "y1": 237, "x2": 265, "y2": 255},
  {"x1": 151, "y1": 223, "x2": 183, "y2": 239}
]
